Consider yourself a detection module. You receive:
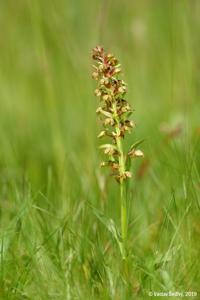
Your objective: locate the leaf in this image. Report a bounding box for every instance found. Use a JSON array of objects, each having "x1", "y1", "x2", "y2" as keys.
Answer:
[
  {"x1": 129, "y1": 139, "x2": 145, "y2": 151},
  {"x1": 160, "y1": 270, "x2": 174, "y2": 290},
  {"x1": 125, "y1": 155, "x2": 131, "y2": 171},
  {"x1": 126, "y1": 111, "x2": 133, "y2": 118},
  {"x1": 90, "y1": 205, "x2": 124, "y2": 256}
]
